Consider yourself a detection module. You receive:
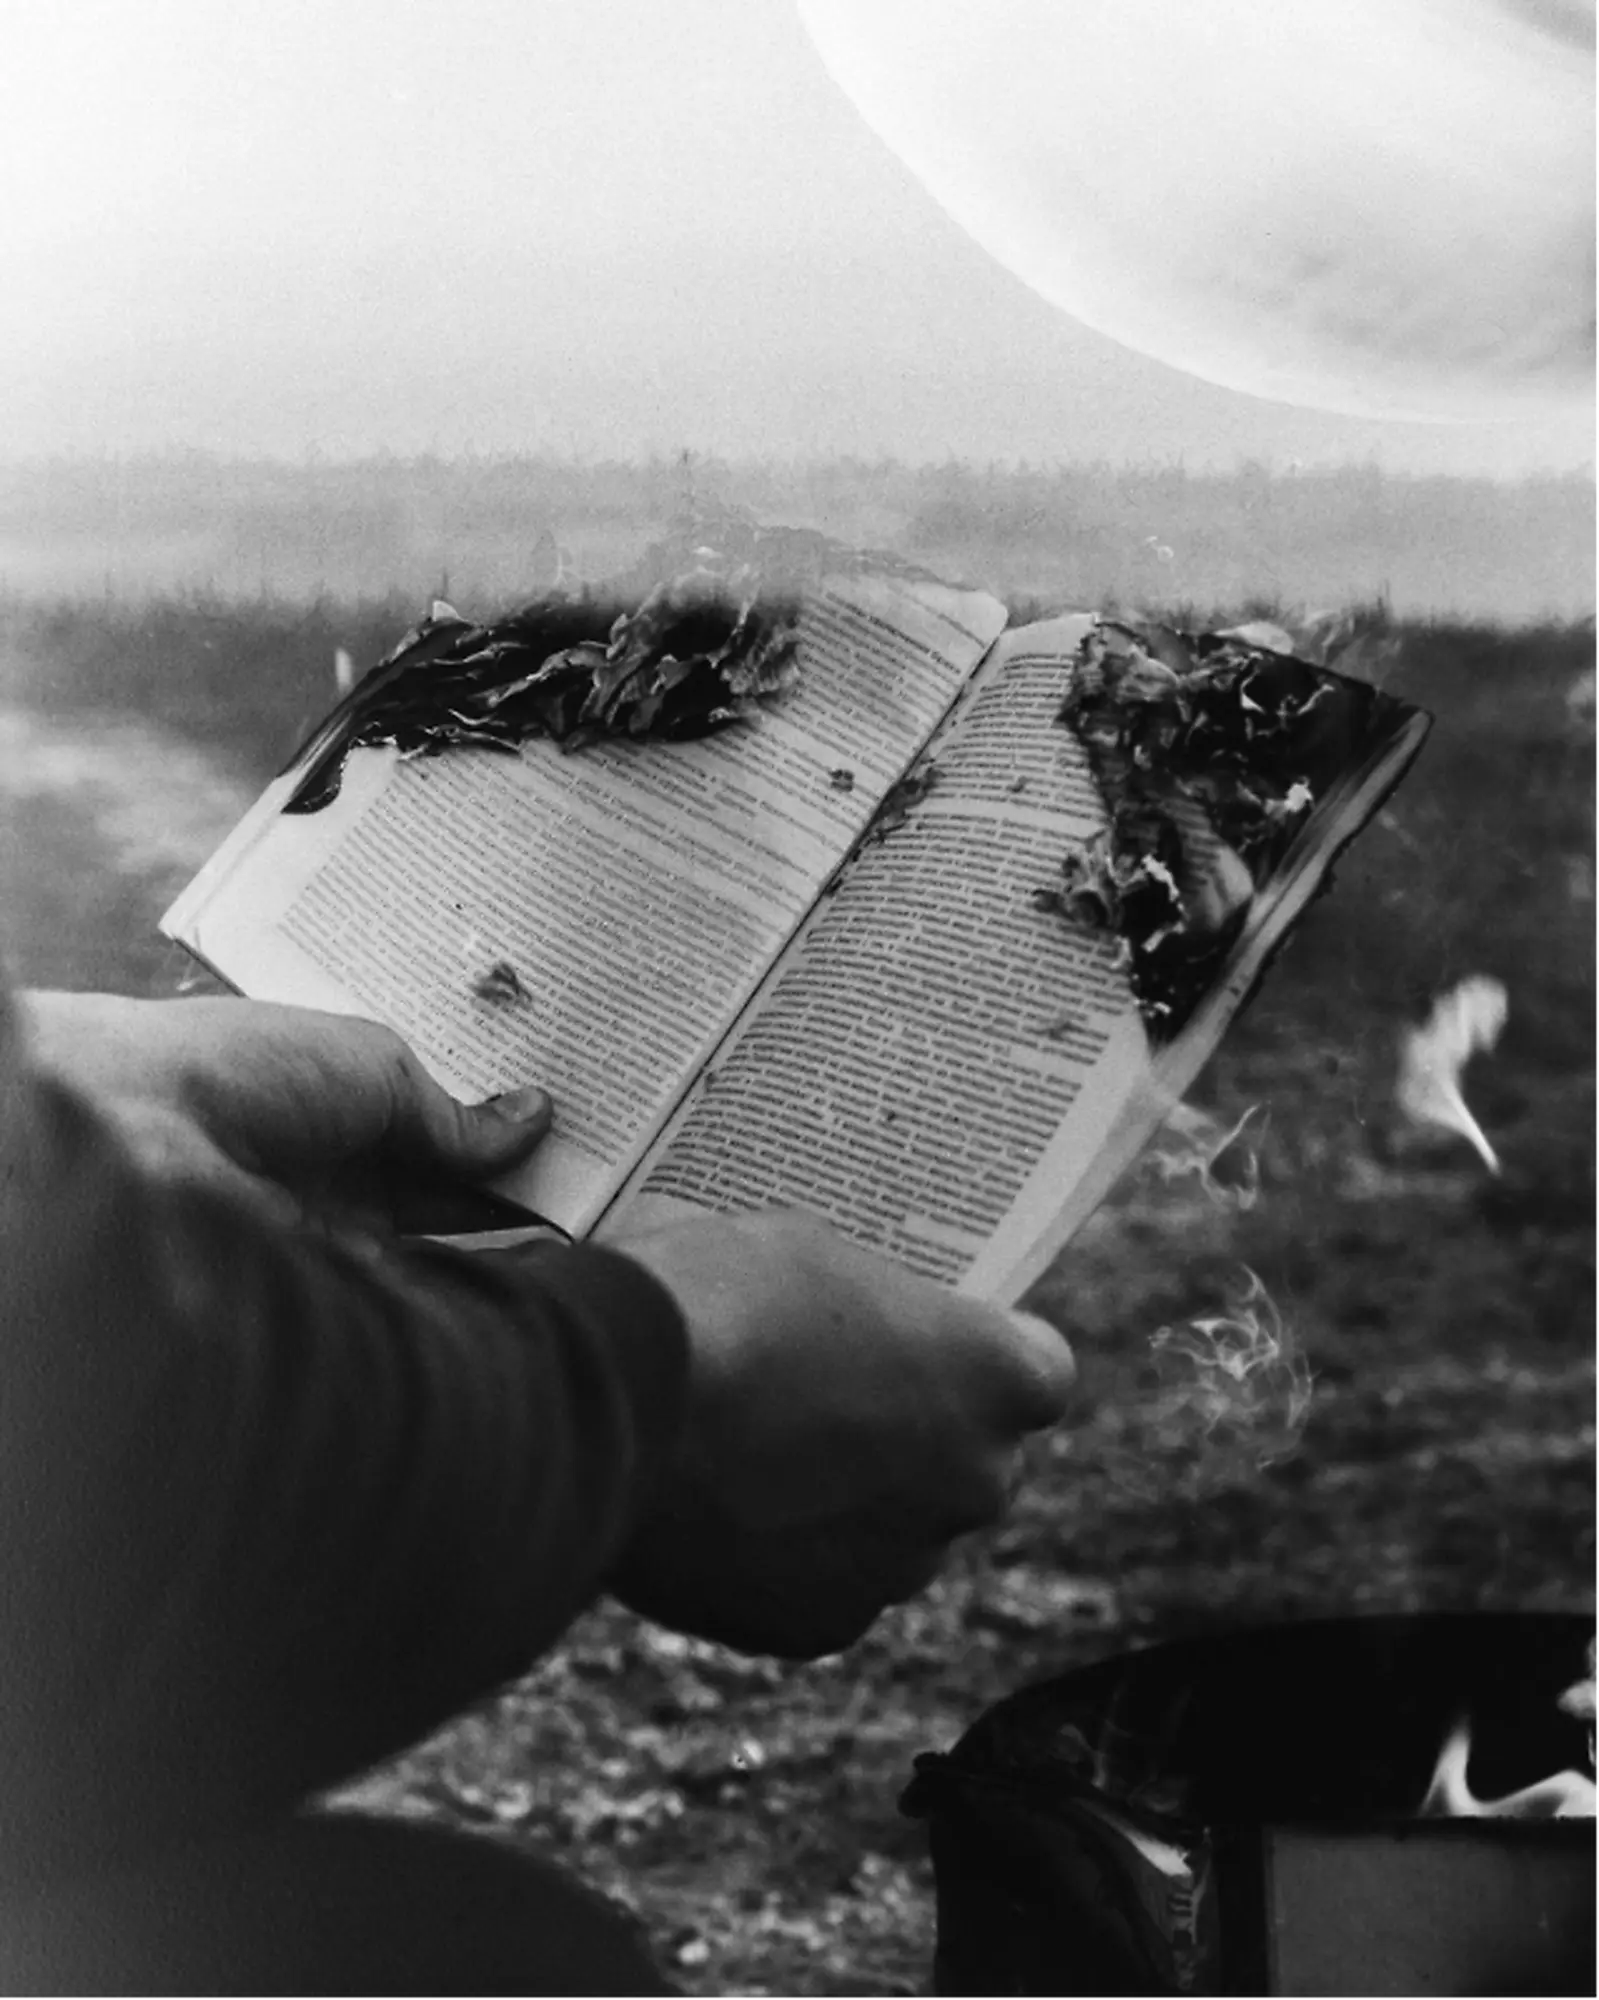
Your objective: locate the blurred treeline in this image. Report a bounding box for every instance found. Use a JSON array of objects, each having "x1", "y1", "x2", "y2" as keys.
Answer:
[{"x1": 0, "y1": 453, "x2": 1590, "y2": 624}]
